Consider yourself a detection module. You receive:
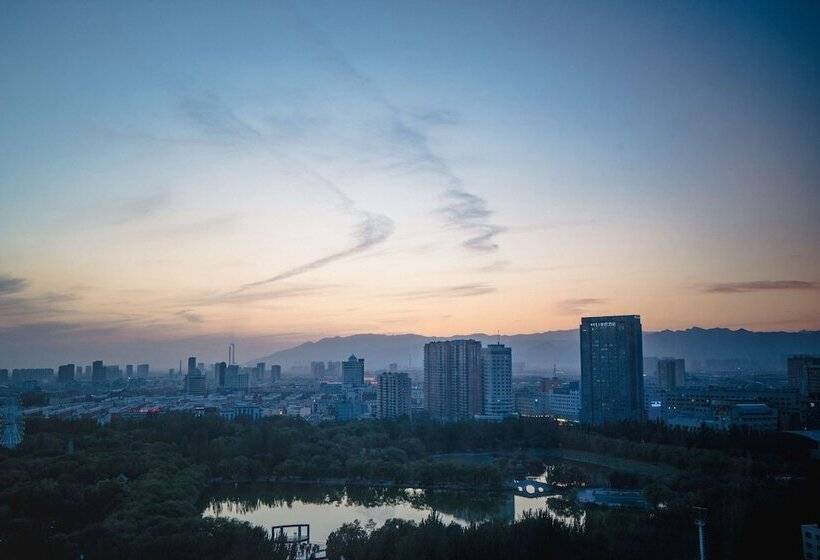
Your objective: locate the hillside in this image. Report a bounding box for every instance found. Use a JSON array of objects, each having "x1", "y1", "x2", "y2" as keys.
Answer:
[{"x1": 253, "y1": 328, "x2": 820, "y2": 373}]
